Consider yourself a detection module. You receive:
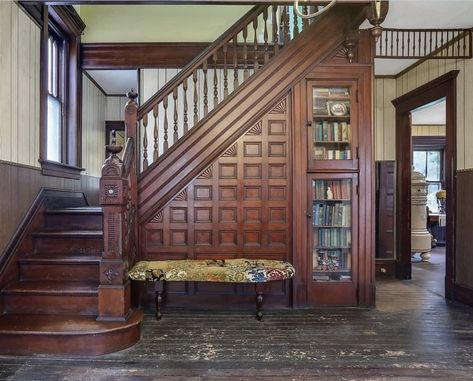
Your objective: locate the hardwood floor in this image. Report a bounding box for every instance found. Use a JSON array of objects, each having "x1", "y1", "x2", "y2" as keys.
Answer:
[{"x1": 1, "y1": 265, "x2": 473, "y2": 380}]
